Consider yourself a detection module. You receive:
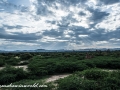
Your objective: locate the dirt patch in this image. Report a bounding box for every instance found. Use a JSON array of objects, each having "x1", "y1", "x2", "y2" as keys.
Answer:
[
  {"x1": 0, "y1": 65, "x2": 28, "y2": 71},
  {"x1": 14, "y1": 65, "x2": 28, "y2": 71},
  {"x1": 0, "y1": 67, "x2": 4, "y2": 70},
  {"x1": 46, "y1": 74, "x2": 71, "y2": 83}
]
